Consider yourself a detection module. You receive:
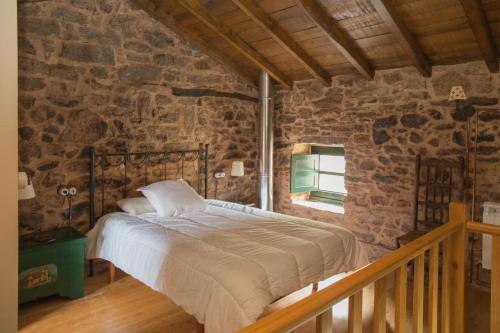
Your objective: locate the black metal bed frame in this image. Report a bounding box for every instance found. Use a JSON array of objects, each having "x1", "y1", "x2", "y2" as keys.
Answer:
[
  {"x1": 413, "y1": 155, "x2": 465, "y2": 231},
  {"x1": 88, "y1": 143, "x2": 209, "y2": 275}
]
